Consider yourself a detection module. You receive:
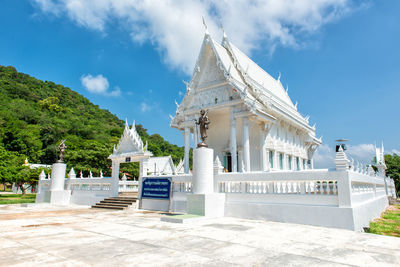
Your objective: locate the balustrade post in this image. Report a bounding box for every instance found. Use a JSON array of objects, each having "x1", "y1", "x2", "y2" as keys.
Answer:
[
  {"x1": 337, "y1": 171, "x2": 352, "y2": 207},
  {"x1": 300, "y1": 182, "x2": 306, "y2": 194}
]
